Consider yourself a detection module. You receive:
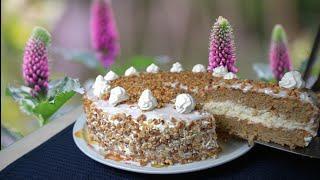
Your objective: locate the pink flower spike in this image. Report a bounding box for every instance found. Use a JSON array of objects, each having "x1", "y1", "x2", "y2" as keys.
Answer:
[
  {"x1": 22, "y1": 26, "x2": 51, "y2": 97},
  {"x1": 208, "y1": 16, "x2": 238, "y2": 73},
  {"x1": 90, "y1": 0, "x2": 120, "y2": 68},
  {"x1": 269, "y1": 24, "x2": 292, "y2": 81}
]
